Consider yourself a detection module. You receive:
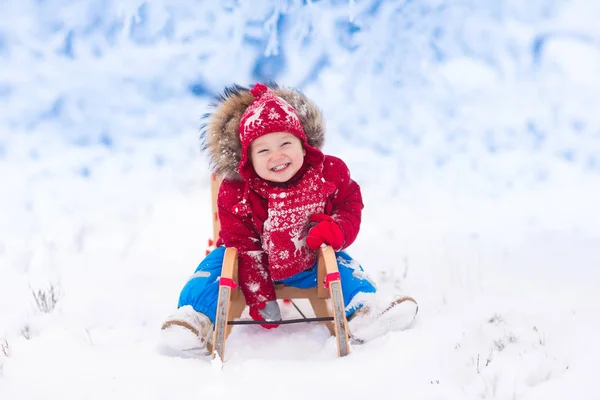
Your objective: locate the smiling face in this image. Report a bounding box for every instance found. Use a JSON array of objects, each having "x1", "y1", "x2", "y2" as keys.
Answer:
[{"x1": 249, "y1": 131, "x2": 306, "y2": 183}]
